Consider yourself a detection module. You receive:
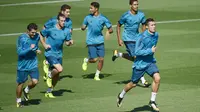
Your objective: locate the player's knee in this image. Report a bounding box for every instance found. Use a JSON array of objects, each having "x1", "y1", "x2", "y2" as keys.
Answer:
[
  {"x1": 154, "y1": 73, "x2": 161, "y2": 83},
  {"x1": 98, "y1": 57, "x2": 104, "y2": 62},
  {"x1": 57, "y1": 66, "x2": 63, "y2": 73},
  {"x1": 32, "y1": 79, "x2": 38, "y2": 85}
]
